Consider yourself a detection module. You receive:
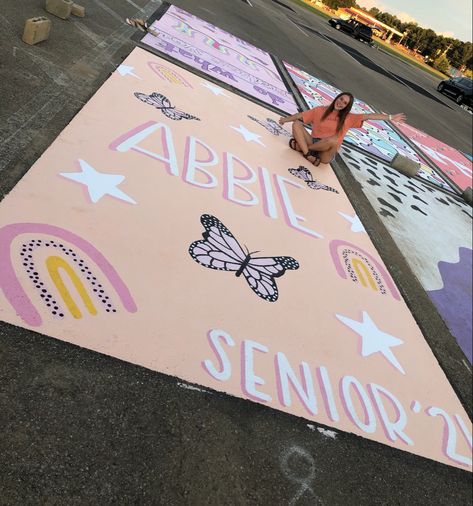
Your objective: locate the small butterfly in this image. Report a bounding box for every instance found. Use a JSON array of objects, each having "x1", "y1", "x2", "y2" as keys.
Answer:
[
  {"x1": 134, "y1": 92, "x2": 201, "y2": 121},
  {"x1": 247, "y1": 115, "x2": 291, "y2": 137},
  {"x1": 288, "y1": 166, "x2": 339, "y2": 193},
  {"x1": 189, "y1": 214, "x2": 299, "y2": 302}
]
